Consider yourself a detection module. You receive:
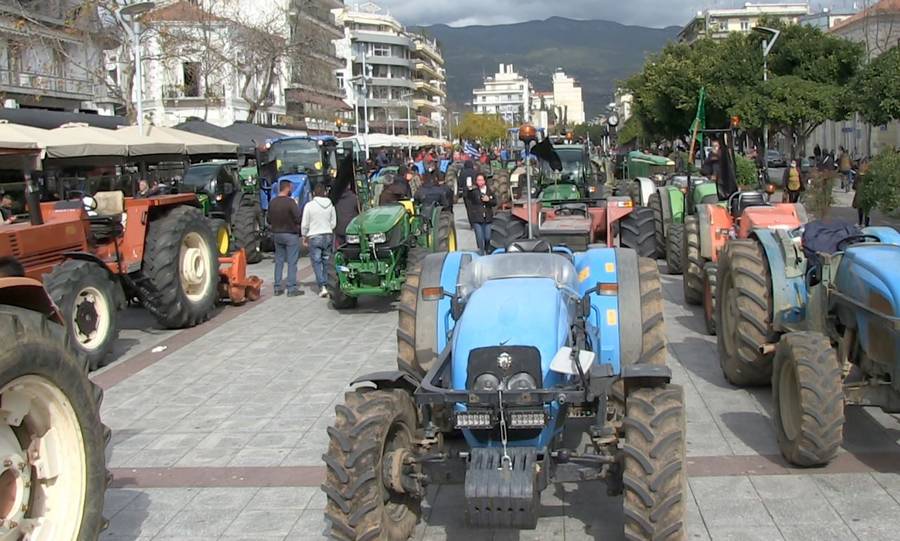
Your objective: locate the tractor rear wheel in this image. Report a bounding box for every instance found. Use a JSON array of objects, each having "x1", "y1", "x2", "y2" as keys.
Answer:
[
  {"x1": 397, "y1": 249, "x2": 439, "y2": 376},
  {"x1": 703, "y1": 262, "x2": 717, "y2": 336},
  {"x1": 648, "y1": 192, "x2": 665, "y2": 258},
  {"x1": 490, "y1": 211, "x2": 527, "y2": 252},
  {"x1": 208, "y1": 218, "x2": 230, "y2": 256},
  {"x1": 232, "y1": 199, "x2": 264, "y2": 264},
  {"x1": 493, "y1": 171, "x2": 511, "y2": 209},
  {"x1": 623, "y1": 385, "x2": 686, "y2": 541},
  {"x1": 44, "y1": 260, "x2": 120, "y2": 371},
  {"x1": 620, "y1": 207, "x2": 659, "y2": 258},
  {"x1": 717, "y1": 239, "x2": 775, "y2": 386},
  {"x1": 141, "y1": 206, "x2": 218, "y2": 328},
  {"x1": 682, "y1": 216, "x2": 704, "y2": 305},
  {"x1": 0, "y1": 304, "x2": 109, "y2": 540},
  {"x1": 323, "y1": 388, "x2": 422, "y2": 541},
  {"x1": 665, "y1": 223, "x2": 684, "y2": 275},
  {"x1": 434, "y1": 212, "x2": 456, "y2": 252},
  {"x1": 772, "y1": 332, "x2": 844, "y2": 467},
  {"x1": 327, "y1": 261, "x2": 357, "y2": 310}
]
